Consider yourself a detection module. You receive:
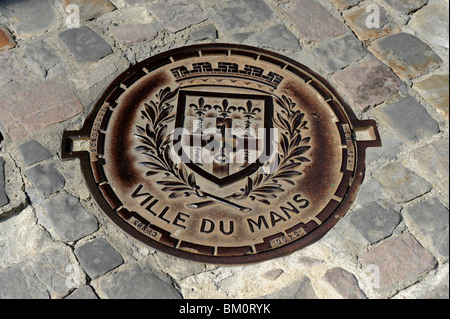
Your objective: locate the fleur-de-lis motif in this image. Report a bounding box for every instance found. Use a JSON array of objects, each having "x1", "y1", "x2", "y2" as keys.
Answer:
[
  {"x1": 189, "y1": 97, "x2": 213, "y2": 117},
  {"x1": 213, "y1": 99, "x2": 237, "y2": 118},
  {"x1": 238, "y1": 100, "x2": 262, "y2": 121}
]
